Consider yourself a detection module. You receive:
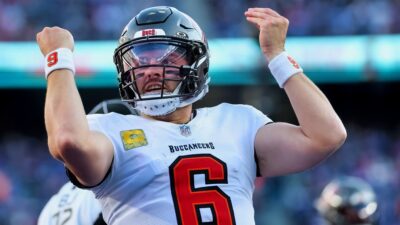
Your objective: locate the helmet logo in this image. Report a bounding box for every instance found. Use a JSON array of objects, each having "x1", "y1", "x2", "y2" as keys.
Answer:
[
  {"x1": 134, "y1": 29, "x2": 166, "y2": 38},
  {"x1": 142, "y1": 29, "x2": 155, "y2": 36},
  {"x1": 176, "y1": 31, "x2": 188, "y2": 39}
]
